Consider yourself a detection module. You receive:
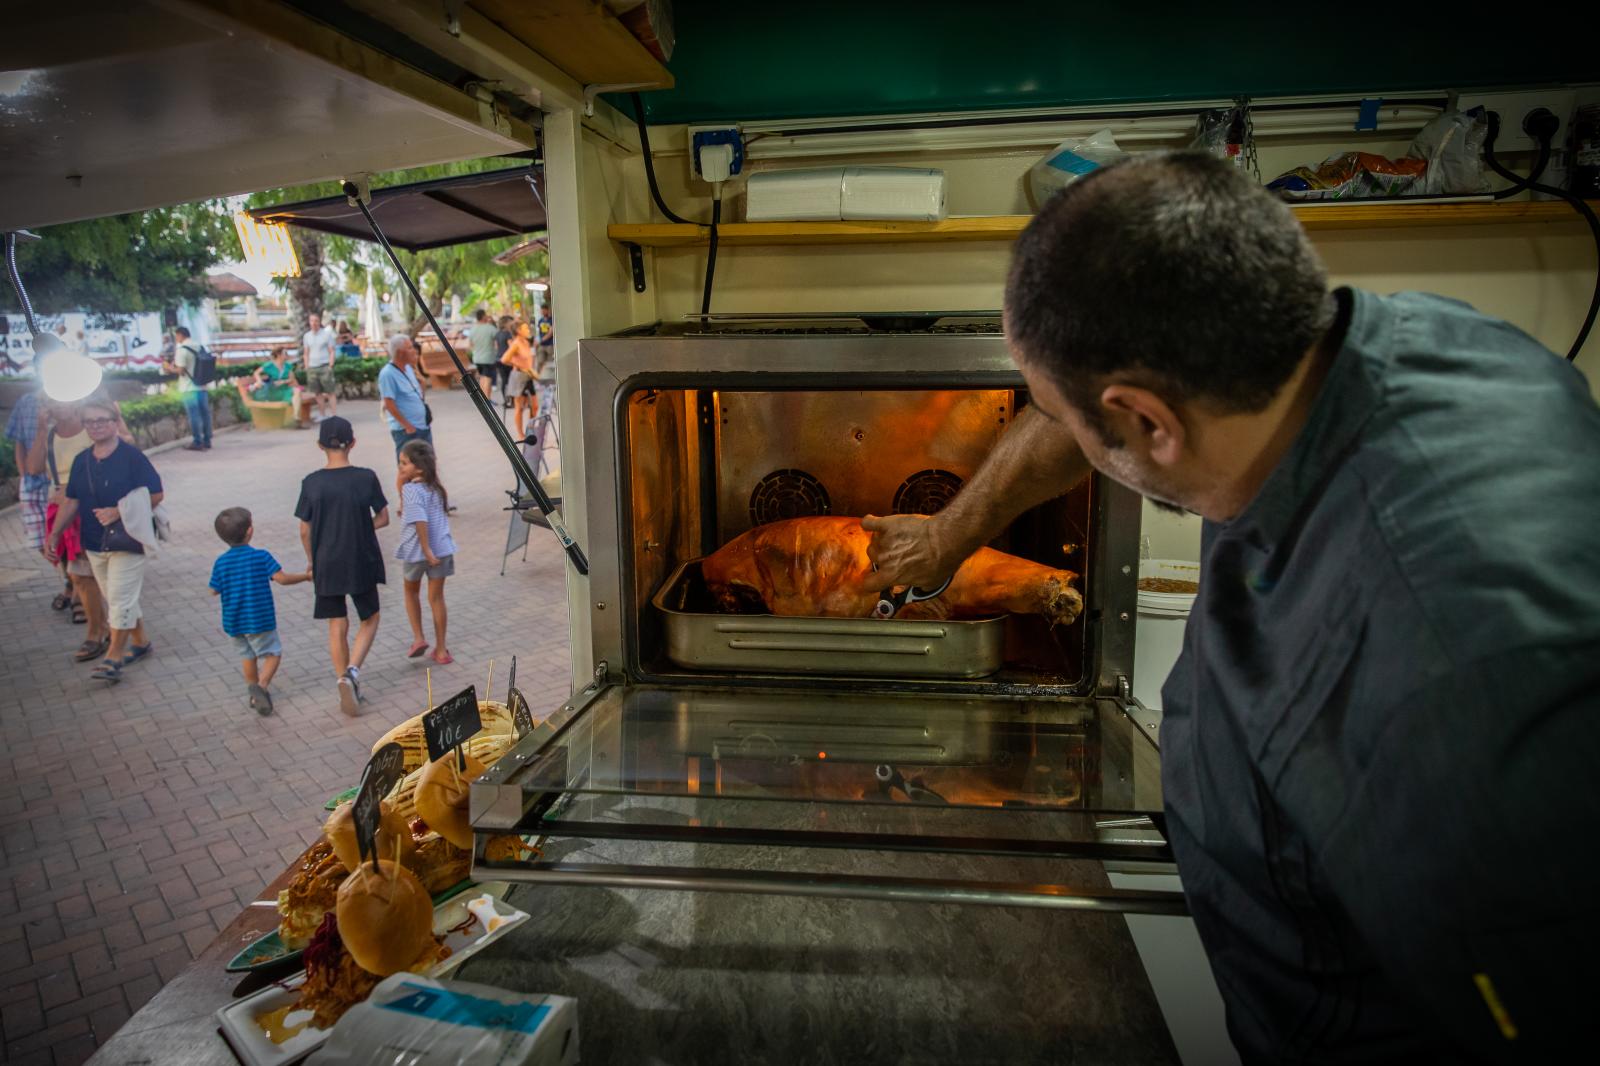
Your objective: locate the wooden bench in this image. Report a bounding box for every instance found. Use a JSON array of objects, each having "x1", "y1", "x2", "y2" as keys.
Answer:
[{"x1": 418, "y1": 342, "x2": 462, "y2": 389}]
